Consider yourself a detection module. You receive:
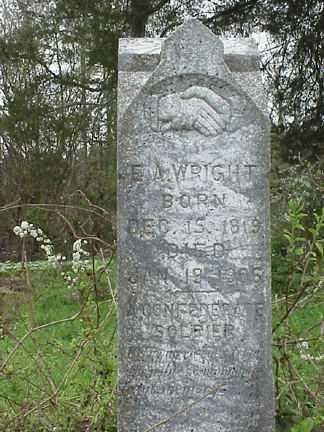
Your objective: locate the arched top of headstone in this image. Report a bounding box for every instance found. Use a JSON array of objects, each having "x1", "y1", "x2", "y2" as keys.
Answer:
[{"x1": 152, "y1": 18, "x2": 231, "y2": 81}]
